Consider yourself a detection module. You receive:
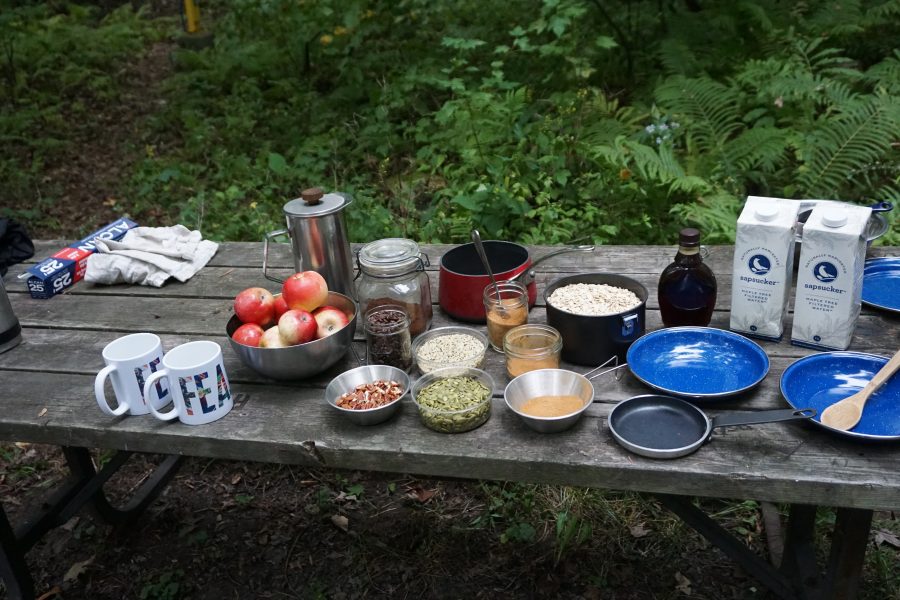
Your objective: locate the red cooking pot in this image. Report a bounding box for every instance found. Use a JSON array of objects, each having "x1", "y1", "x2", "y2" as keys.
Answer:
[{"x1": 439, "y1": 241, "x2": 594, "y2": 322}]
